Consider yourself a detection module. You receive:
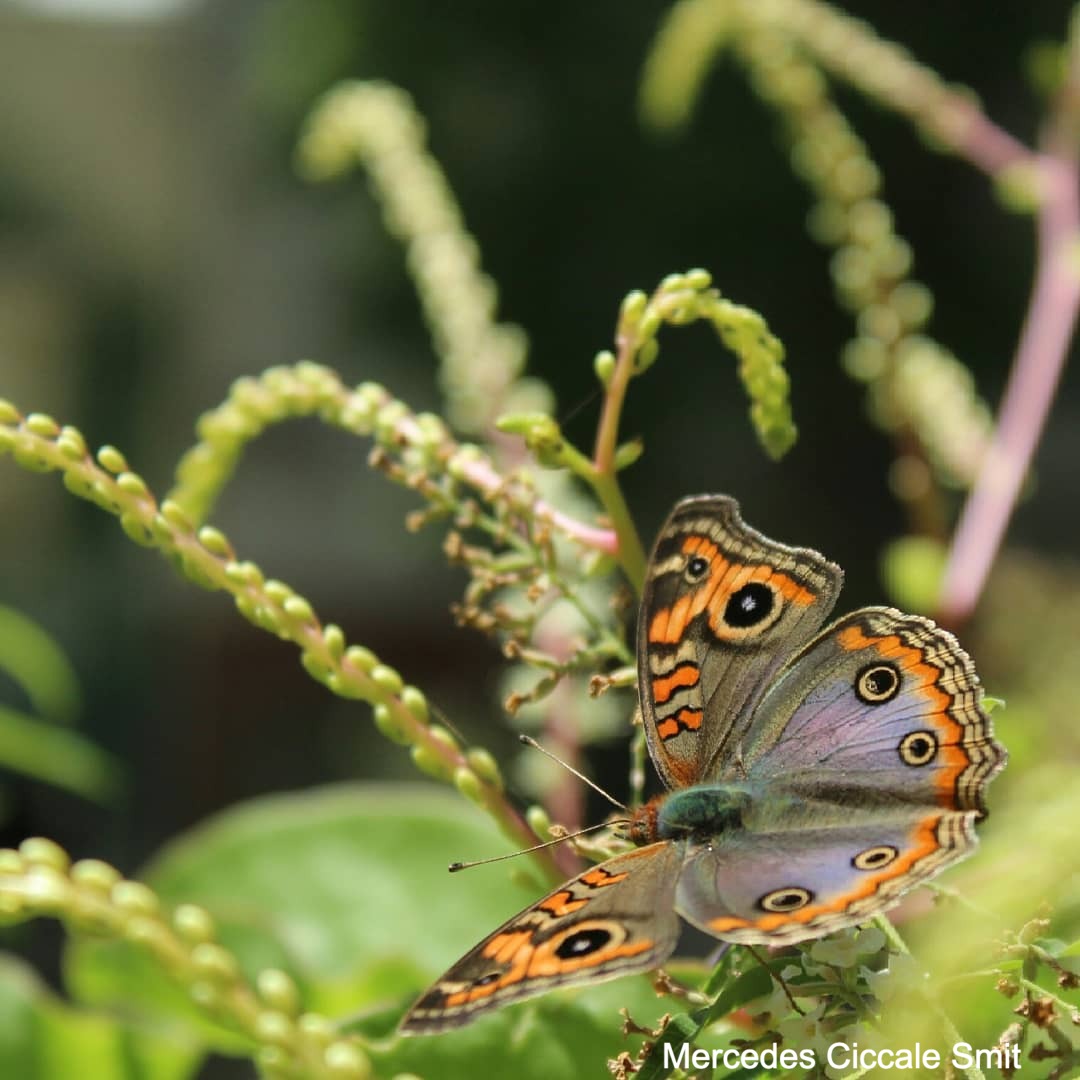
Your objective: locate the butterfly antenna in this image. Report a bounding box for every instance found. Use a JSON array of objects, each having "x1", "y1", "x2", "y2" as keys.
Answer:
[
  {"x1": 557, "y1": 385, "x2": 603, "y2": 430},
  {"x1": 449, "y1": 820, "x2": 627, "y2": 873},
  {"x1": 518, "y1": 734, "x2": 629, "y2": 813}
]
